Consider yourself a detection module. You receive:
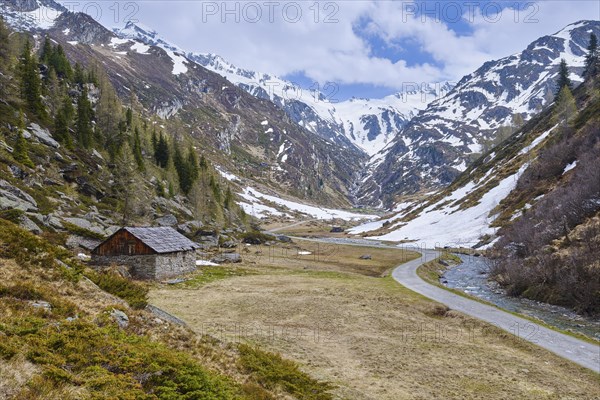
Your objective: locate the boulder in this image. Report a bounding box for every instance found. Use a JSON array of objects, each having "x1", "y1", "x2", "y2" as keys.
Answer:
[
  {"x1": 330, "y1": 226, "x2": 344, "y2": 233},
  {"x1": 211, "y1": 253, "x2": 242, "y2": 264},
  {"x1": 155, "y1": 214, "x2": 178, "y2": 227},
  {"x1": 9, "y1": 165, "x2": 27, "y2": 179},
  {"x1": 19, "y1": 215, "x2": 42, "y2": 234},
  {"x1": 276, "y1": 235, "x2": 292, "y2": 243},
  {"x1": 220, "y1": 240, "x2": 238, "y2": 249},
  {"x1": 177, "y1": 220, "x2": 203, "y2": 235},
  {"x1": 110, "y1": 309, "x2": 129, "y2": 329},
  {"x1": 28, "y1": 123, "x2": 60, "y2": 148},
  {"x1": 30, "y1": 300, "x2": 52, "y2": 312},
  {"x1": 42, "y1": 214, "x2": 63, "y2": 229},
  {"x1": 63, "y1": 217, "x2": 93, "y2": 230},
  {"x1": 0, "y1": 180, "x2": 38, "y2": 211},
  {"x1": 63, "y1": 217, "x2": 106, "y2": 236},
  {"x1": 197, "y1": 237, "x2": 218, "y2": 250},
  {"x1": 359, "y1": 254, "x2": 372, "y2": 260},
  {"x1": 66, "y1": 235, "x2": 102, "y2": 251}
]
